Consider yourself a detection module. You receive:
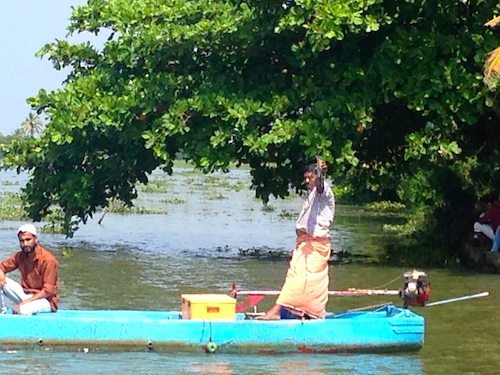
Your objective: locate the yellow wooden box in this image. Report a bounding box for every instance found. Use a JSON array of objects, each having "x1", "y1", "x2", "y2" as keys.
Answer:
[{"x1": 181, "y1": 294, "x2": 236, "y2": 320}]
